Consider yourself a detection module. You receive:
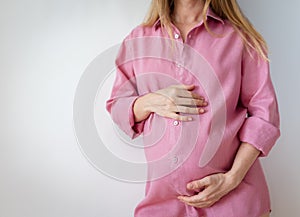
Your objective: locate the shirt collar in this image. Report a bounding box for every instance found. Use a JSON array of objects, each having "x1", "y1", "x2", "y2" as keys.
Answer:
[
  {"x1": 154, "y1": 7, "x2": 224, "y2": 30},
  {"x1": 207, "y1": 7, "x2": 224, "y2": 24}
]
